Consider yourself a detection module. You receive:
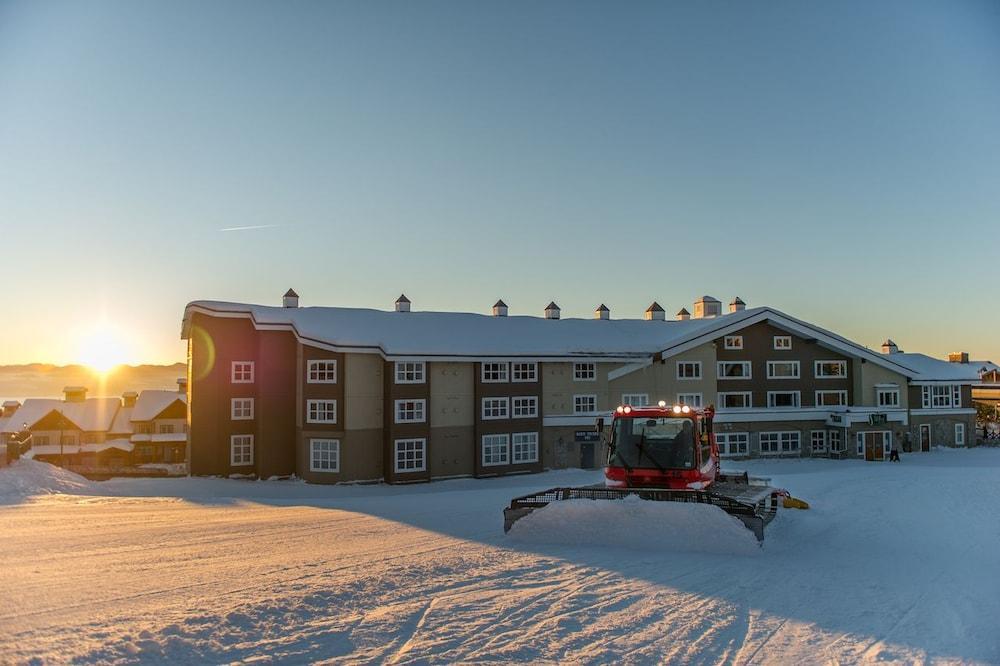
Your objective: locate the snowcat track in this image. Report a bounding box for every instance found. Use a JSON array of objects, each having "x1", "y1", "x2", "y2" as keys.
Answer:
[{"x1": 503, "y1": 484, "x2": 780, "y2": 543}]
